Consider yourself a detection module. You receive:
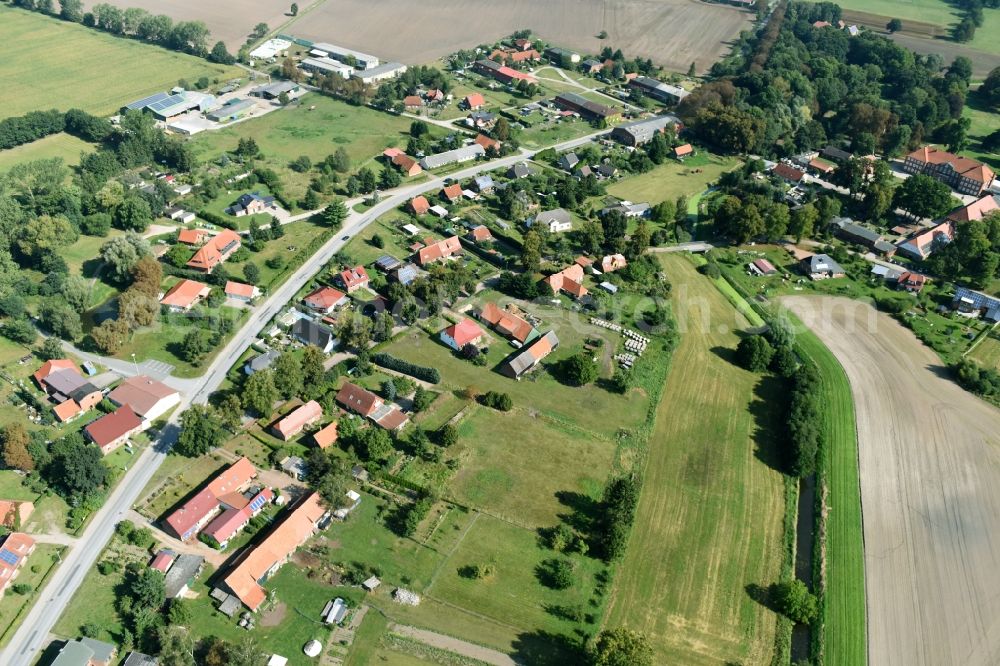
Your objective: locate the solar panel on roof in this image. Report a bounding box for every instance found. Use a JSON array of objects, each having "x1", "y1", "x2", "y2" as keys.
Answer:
[
  {"x1": 147, "y1": 94, "x2": 186, "y2": 113},
  {"x1": 125, "y1": 91, "x2": 171, "y2": 111},
  {"x1": 0, "y1": 549, "x2": 19, "y2": 566},
  {"x1": 250, "y1": 496, "x2": 266, "y2": 511}
]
